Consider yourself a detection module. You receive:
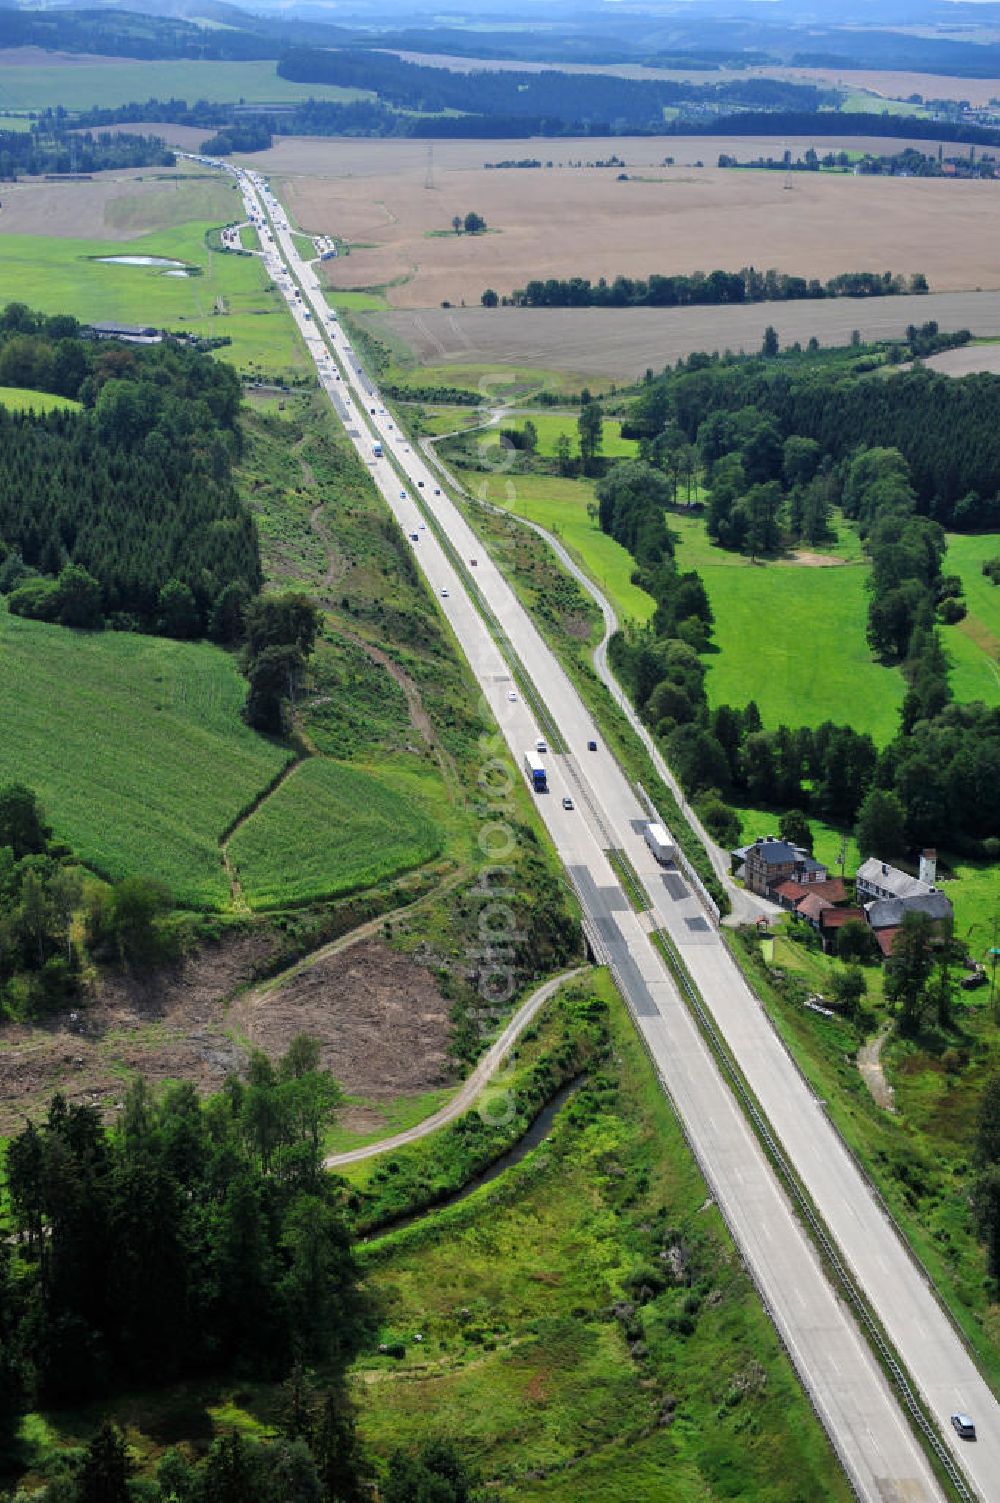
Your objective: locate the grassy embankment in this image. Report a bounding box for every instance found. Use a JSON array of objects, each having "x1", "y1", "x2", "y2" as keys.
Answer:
[
  {"x1": 729, "y1": 924, "x2": 1000, "y2": 1389},
  {"x1": 237, "y1": 389, "x2": 582, "y2": 1066},
  {"x1": 348, "y1": 972, "x2": 855, "y2": 1501},
  {"x1": 0, "y1": 183, "x2": 308, "y2": 378},
  {"x1": 10, "y1": 975, "x2": 853, "y2": 1500},
  {"x1": 0, "y1": 58, "x2": 370, "y2": 111}
]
